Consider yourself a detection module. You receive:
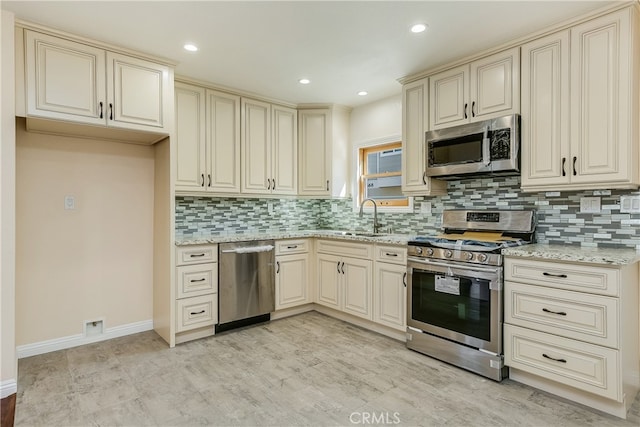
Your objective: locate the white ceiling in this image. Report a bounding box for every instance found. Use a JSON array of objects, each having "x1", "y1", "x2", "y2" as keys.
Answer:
[{"x1": 2, "y1": 0, "x2": 618, "y2": 108}]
